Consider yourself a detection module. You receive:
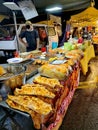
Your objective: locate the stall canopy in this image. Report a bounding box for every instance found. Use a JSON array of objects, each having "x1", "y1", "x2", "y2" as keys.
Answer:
[
  {"x1": 70, "y1": 0, "x2": 98, "y2": 27},
  {"x1": 0, "y1": 14, "x2": 9, "y2": 22}
]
